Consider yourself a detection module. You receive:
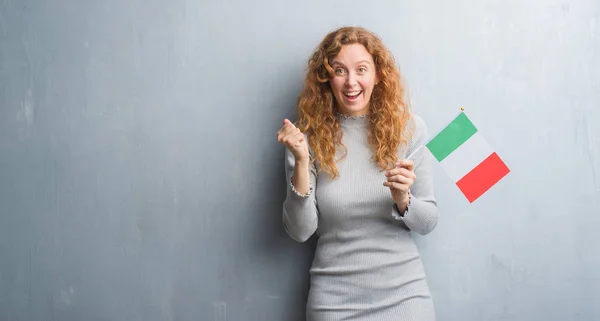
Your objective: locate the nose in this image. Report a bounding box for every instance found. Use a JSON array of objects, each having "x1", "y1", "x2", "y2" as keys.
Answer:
[{"x1": 345, "y1": 72, "x2": 357, "y2": 87}]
